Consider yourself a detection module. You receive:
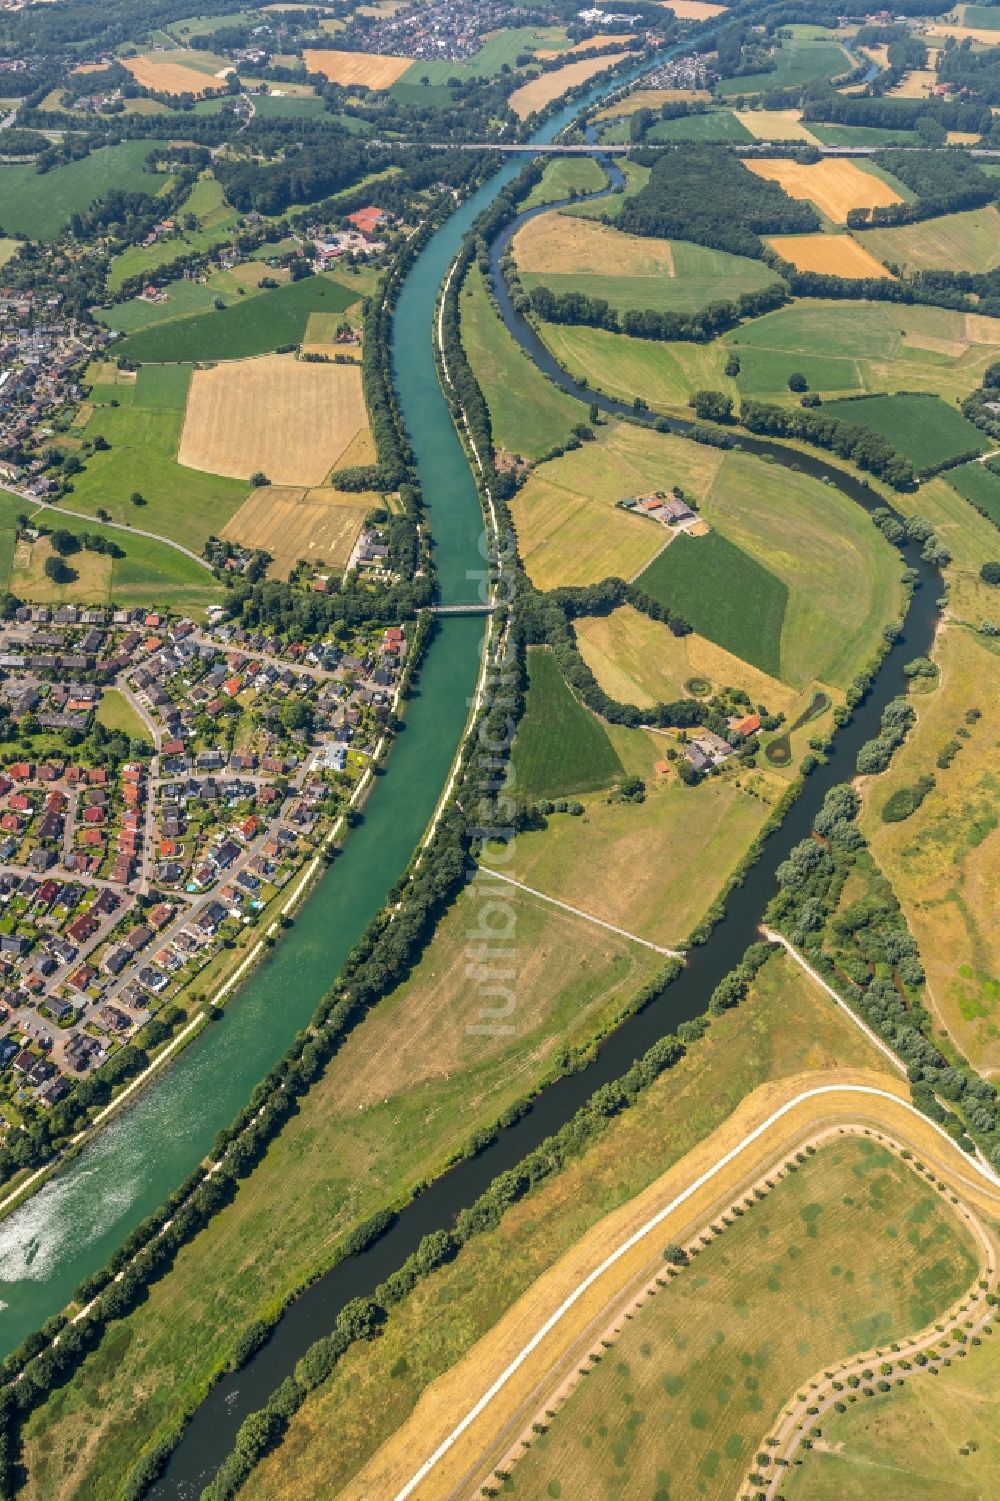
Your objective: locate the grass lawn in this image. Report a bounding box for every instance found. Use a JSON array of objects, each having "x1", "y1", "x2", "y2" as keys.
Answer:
[
  {"x1": 854, "y1": 205, "x2": 1000, "y2": 275},
  {"x1": 823, "y1": 393, "x2": 989, "y2": 474},
  {"x1": 107, "y1": 175, "x2": 239, "y2": 292},
  {"x1": 68, "y1": 369, "x2": 249, "y2": 546},
  {"x1": 717, "y1": 35, "x2": 852, "y2": 95},
  {"x1": 510, "y1": 421, "x2": 725, "y2": 589},
  {"x1": 506, "y1": 1137, "x2": 978, "y2": 1501},
  {"x1": 0, "y1": 141, "x2": 170, "y2": 239},
  {"x1": 522, "y1": 155, "x2": 608, "y2": 209},
  {"x1": 946, "y1": 458, "x2": 1000, "y2": 530},
  {"x1": 114, "y1": 274, "x2": 358, "y2": 363},
  {"x1": 95, "y1": 688, "x2": 150, "y2": 740},
  {"x1": 236, "y1": 950, "x2": 897, "y2": 1501},
  {"x1": 96, "y1": 277, "x2": 228, "y2": 333},
  {"x1": 636, "y1": 531, "x2": 788, "y2": 678},
  {"x1": 0, "y1": 238, "x2": 19, "y2": 267},
  {"x1": 538, "y1": 320, "x2": 733, "y2": 411},
  {"x1": 783, "y1": 1329, "x2": 1000, "y2": 1501},
  {"x1": 16, "y1": 879, "x2": 665, "y2": 1501},
  {"x1": 459, "y1": 265, "x2": 585, "y2": 460},
  {"x1": 512, "y1": 647, "x2": 624, "y2": 799},
  {"x1": 698, "y1": 451, "x2": 905, "y2": 690},
  {"x1": 861, "y1": 624, "x2": 1000, "y2": 1071}
]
